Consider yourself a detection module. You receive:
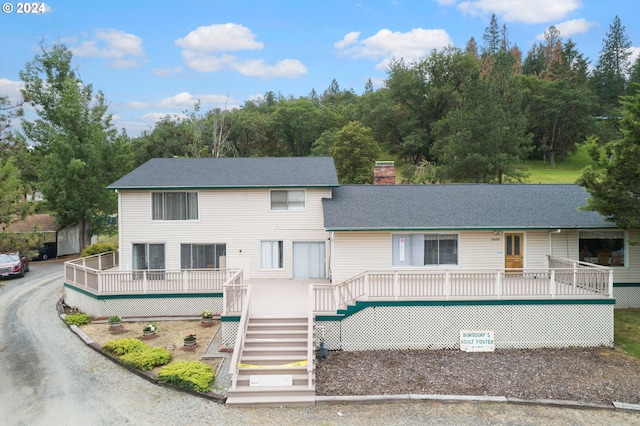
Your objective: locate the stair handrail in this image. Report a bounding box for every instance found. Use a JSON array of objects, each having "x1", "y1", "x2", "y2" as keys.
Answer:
[
  {"x1": 228, "y1": 284, "x2": 252, "y2": 391},
  {"x1": 307, "y1": 283, "x2": 314, "y2": 389}
]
